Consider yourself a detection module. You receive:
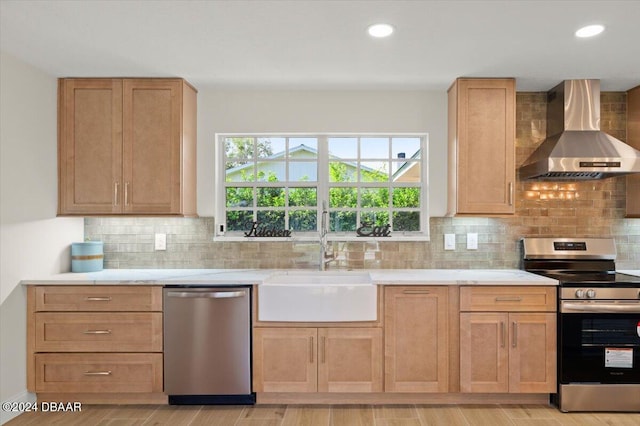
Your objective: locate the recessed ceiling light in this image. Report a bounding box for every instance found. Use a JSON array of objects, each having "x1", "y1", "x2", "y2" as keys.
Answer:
[
  {"x1": 575, "y1": 24, "x2": 605, "y2": 38},
  {"x1": 367, "y1": 23, "x2": 394, "y2": 38}
]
